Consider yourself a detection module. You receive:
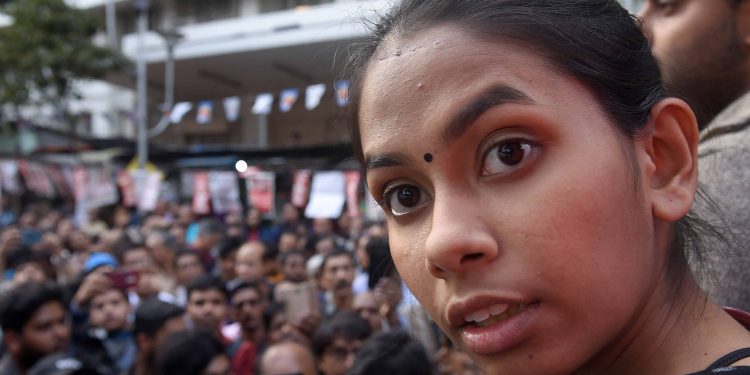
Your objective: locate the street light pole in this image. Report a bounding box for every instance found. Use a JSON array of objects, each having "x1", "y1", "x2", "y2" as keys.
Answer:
[
  {"x1": 134, "y1": 0, "x2": 149, "y2": 173},
  {"x1": 105, "y1": 0, "x2": 117, "y2": 50},
  {"x1": 157, "y1": 28, "x2": 183, "y2": 112},
  {"x1": 148, "y1": 28, "x2": 183, "y2": 138}
]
